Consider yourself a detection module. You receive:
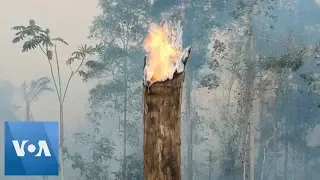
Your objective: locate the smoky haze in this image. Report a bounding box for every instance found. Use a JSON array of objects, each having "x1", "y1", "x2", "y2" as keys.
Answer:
[
  {"x1": 0, "y1": 0, "x2": 320, "y2": 180},
  {"x1": 0, "y1": 0, "x2": 98, "y2": 130},
  {"x1": 0, "y1": 1, "x2": 98, "y2": 179}
]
